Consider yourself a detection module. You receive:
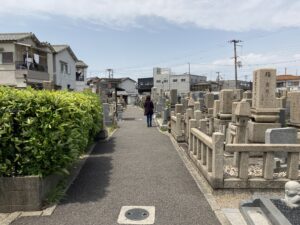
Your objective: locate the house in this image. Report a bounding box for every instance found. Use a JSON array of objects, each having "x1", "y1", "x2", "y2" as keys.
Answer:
[
  {"x1": 191, "y1": 81, "x2": 220, "y2": 92},
  {"x1": 75, "y1": 60, "x2": 88, "y2": 91},
  {"x1": 0, "y1": 32, "x2": 88, "y2": 91},
  {"x1": 221, "y1": 80, "x2": 252, "y2": 90},
  {"x1": 0, "y1": 33, "x2": 51, "y2": 88},
  {"x1": 51, "y1": 45, "x2": 78, "y2": 90},
  {"x1": 118, "y1": 77, "x2": 137, "y2": 105},
  {"x1": 153, "y1": 67, "x2": 206, "y2": 95},
  {"x1": 276, "y1": 75, "x2": 300, "y2": 91},
  {"x1": 137, "y1": 77, "x2": 153, "y2": 94}
]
